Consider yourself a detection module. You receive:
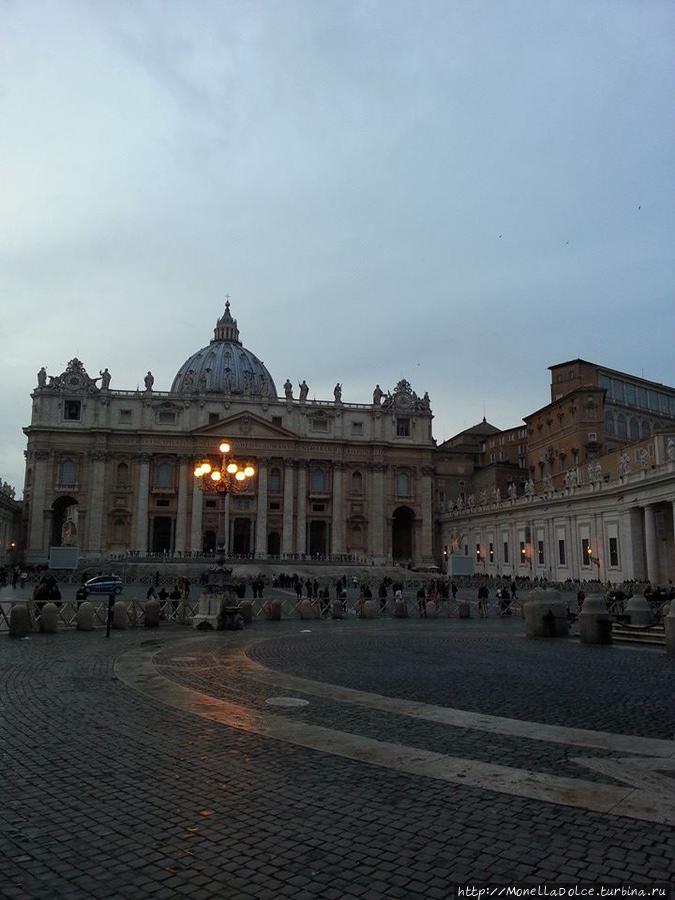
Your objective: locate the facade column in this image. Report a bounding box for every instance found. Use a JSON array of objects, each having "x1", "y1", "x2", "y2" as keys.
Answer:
[
  {"x1": 644, "y1": 504, "x2": 659, "y2": 584},
  {"x1": 87, "y1": 451, "x2": 107, "y2": 556},
  {"x1": 420, "y1": 466, "x2": 434, "y2": 562},
  {"x1": 28, "y1": 450, "x2": 50, "y2": 556},
  {"x1": 222, "y1": 493, "x2": 230, "y2": 555},
  {"x1": 255, "y1": 461, "x2": 268, "y2": 557},
  {"x1": 295, "y1": 462, "x2": 307, "y2": 555},
  {"x1": 174, "y1": 457, "x2": 190, "y2": 554},
  {"x1": 331, "y1": 462, "x2": 344, "y2": 556},
  {"x1": 135, "y1": 454, "x2": 151, "y2": 554},
  {"x1": 369, "y1": 463, "x2": 386, "y2": 559},
  {"x1": 189, "y1": 477, "x2": 203, "y2": 553},
  {"x1": 281, "y1": 459, "x2": 294, "y2": 556}
]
